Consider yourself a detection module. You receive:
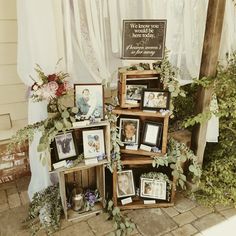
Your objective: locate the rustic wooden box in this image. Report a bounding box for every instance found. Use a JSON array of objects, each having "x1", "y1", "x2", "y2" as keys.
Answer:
[
  {"x1": 56, "y1": 163, "x2": 106, "y2": 221},
  {"x1": 112, "y1": 108, "x2": 169, "y2": 156},
  {"x1": 112, "y1": 162, "x2": 176, "y2": 210},
  {"x1": 118, "y1": 70, "x2": 162, "y2": 109}
]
